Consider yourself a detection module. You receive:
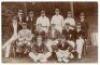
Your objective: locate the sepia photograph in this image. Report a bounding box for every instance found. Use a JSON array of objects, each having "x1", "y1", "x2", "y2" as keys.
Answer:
[{"x1": 1, "y1": 1, "x2": 98, "y2": 63}]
